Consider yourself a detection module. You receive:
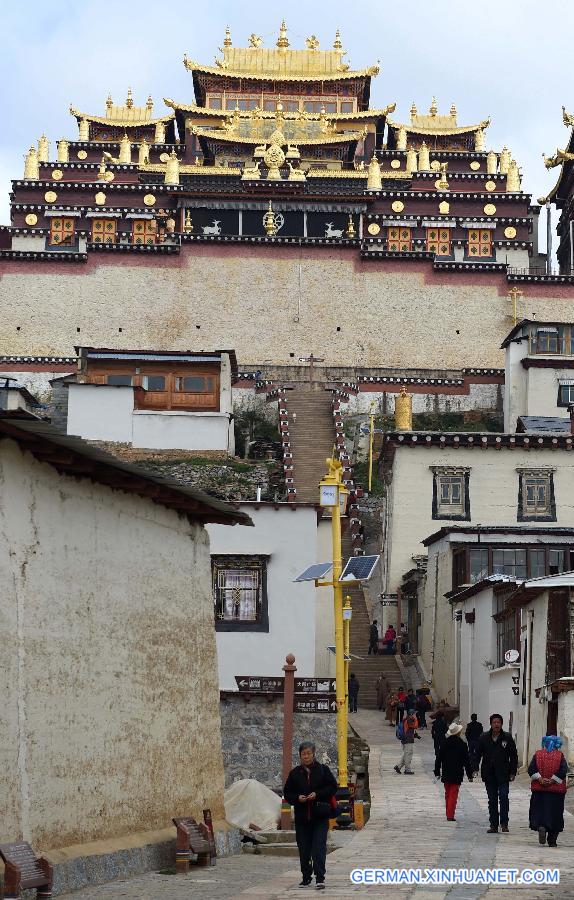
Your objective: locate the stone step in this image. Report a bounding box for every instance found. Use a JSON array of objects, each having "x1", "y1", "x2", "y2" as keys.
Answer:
[{"x1": 242, "y1": 842, "x2": 336, "y2": 857}]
